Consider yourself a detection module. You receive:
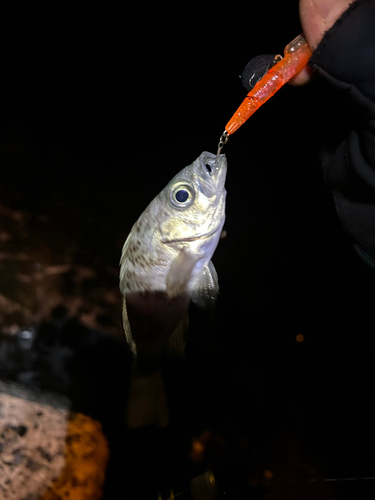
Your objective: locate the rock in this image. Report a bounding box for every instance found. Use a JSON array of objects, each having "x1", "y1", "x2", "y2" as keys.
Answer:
[{"x1": 0, "y1": 379, "x2": 109, "y2": 500}]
